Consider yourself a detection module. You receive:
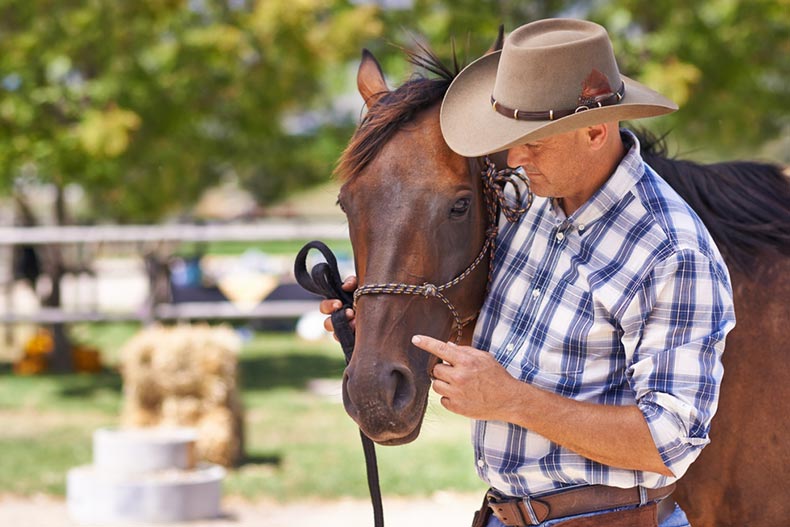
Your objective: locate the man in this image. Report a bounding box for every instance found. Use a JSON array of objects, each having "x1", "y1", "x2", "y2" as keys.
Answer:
[{"x1": 322, "y1": 19, "x2": 734, "y2": 527}]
